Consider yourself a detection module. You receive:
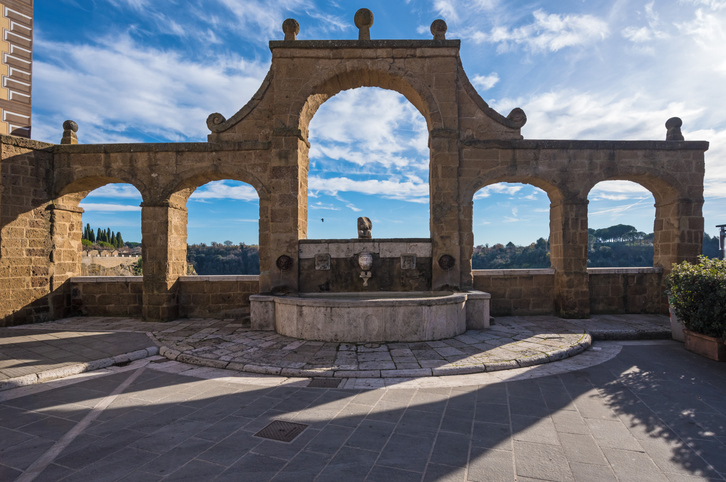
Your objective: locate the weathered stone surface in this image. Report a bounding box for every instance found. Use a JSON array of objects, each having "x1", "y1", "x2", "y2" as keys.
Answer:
[{"x1": 0, "y1": 26, "x2": 707, "y2": 327}]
